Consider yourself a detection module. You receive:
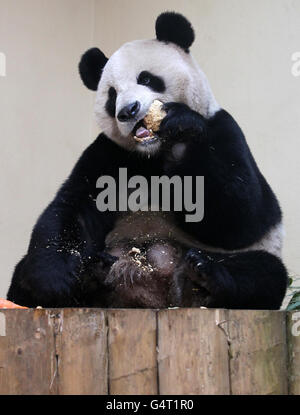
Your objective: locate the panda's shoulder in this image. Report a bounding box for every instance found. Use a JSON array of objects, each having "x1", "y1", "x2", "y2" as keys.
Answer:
[
  {"x1": 205, "y1": 109, "x2": 257, "y2": 166},
  {"x1": 70, "y1": 133, "x2": 127, "y2": 175},
  {"x1": 207, "y1": 109, "x2": 246, "y2": 143},
  {"x1": 80, "y1": 133, "x2": 125, "y2": 162}
]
